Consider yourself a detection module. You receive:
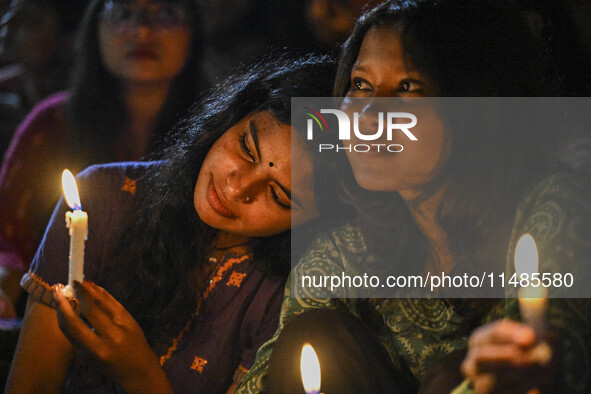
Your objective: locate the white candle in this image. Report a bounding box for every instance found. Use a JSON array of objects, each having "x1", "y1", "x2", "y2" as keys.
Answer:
[
  {"x1": 301, "y1": 343, "x2": 321, "y2": 394},
  {"x1": 514, "y1": 233, "x2": 547, "y2": 338},
  {"x1": 61, "y1": 170, "x2": 88, "y2": 298}
]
